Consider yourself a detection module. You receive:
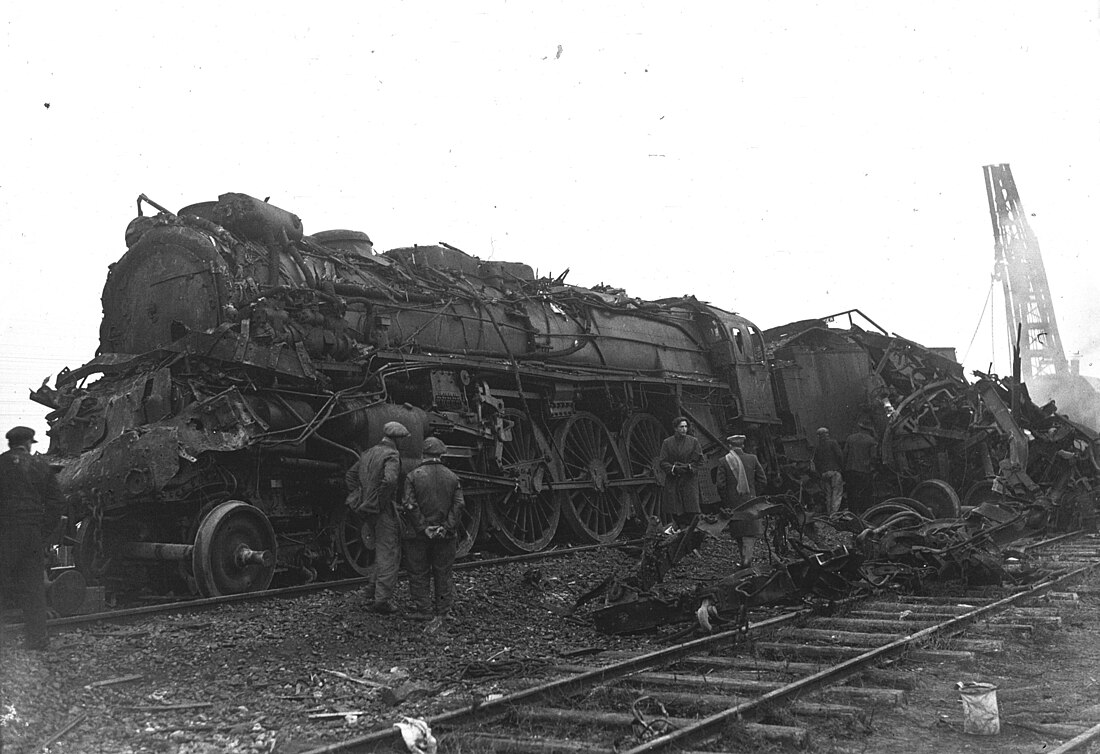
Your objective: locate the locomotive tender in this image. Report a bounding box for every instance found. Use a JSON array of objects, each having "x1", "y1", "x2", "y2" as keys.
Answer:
[{"x1": 36, "y1": 193, "x2": 1098, "y2": 598}]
